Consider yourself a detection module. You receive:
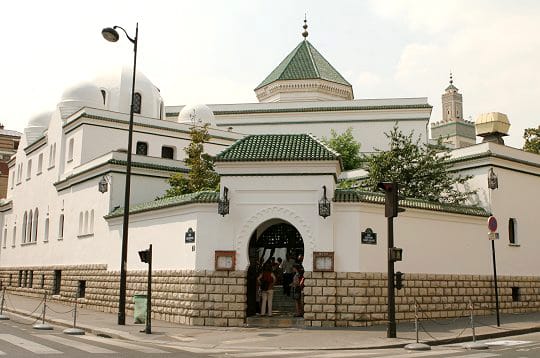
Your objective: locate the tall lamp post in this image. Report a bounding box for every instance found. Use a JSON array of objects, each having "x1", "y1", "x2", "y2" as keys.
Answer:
[{"x1": 102, "y1": 23, "x2": 138, "y2": 326}]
